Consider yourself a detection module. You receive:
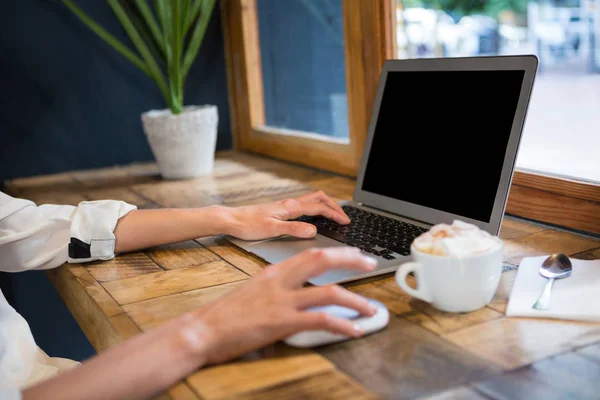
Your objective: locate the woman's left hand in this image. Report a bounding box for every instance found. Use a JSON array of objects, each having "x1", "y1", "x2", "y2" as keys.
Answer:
[{"x1": 225, "y1": 191, "x2": 350, "y2": 241}]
